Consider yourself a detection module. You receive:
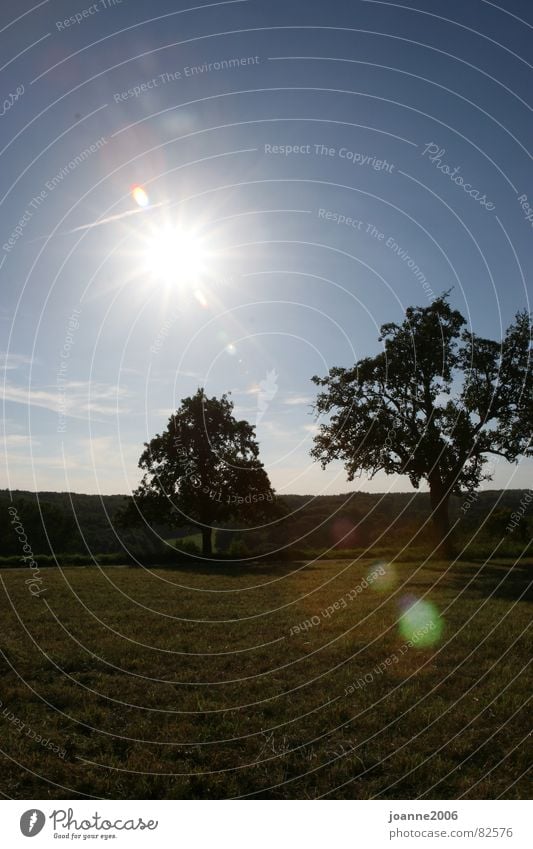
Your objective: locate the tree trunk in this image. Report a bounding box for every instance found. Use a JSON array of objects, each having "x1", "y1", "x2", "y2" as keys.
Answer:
[
  {"x1": 429, "y1": 484, "x2": 453, "y2": 559},
  {"x1": 201, "y1": 526, "x2": 213, "y2": 557}
]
